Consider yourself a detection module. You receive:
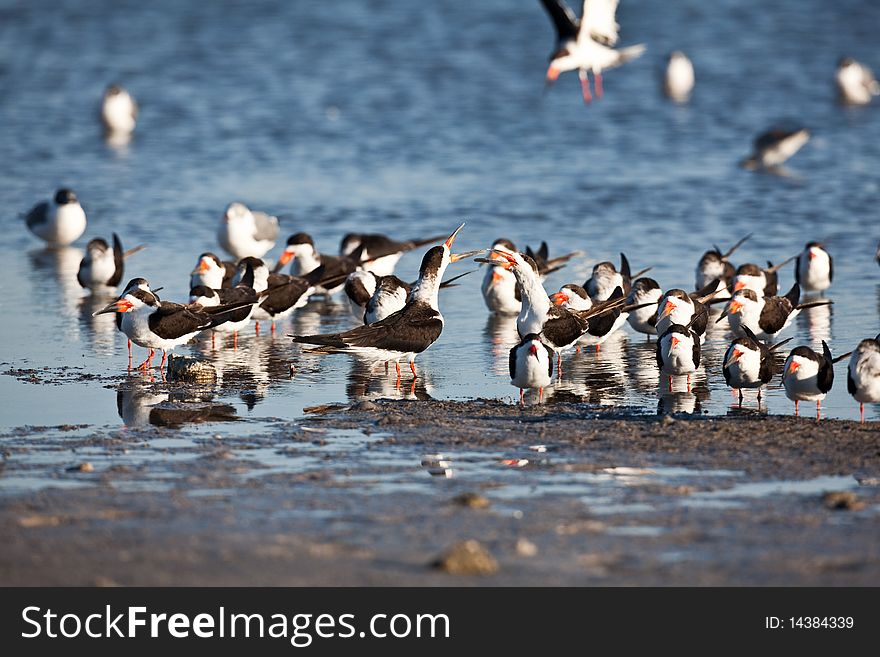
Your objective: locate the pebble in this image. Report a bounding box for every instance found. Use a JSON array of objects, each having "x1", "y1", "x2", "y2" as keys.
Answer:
[
  {"x1": 66, "y1": 462, "x2": 94, "y2": 472},
  {"x1": 431, "y1": 540, "x2": 499, "y2": 575},
  {"x1": 452, "y1": 492, "x2": 490, "y2": 509},
  {"x1": 166, "y1": 356, "x2": 216, "y2": 384},
  {"x1": 822, "y1": 491, "x2": 865, "y2": 511},
  {"x1": 352, "y1": 401, "x2": 378, "y2": 412},
  {"x1": 515, "y1": 537, "x2": 538, "y2": 557}
]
